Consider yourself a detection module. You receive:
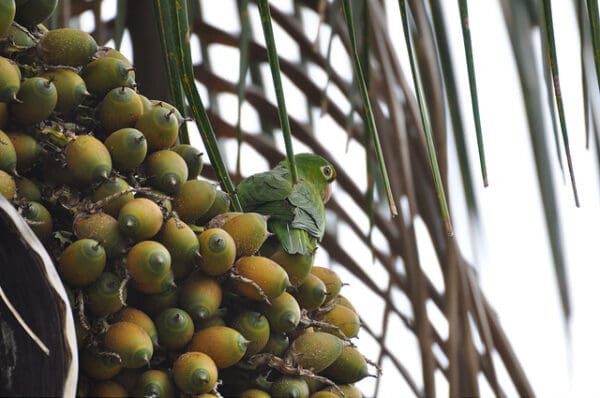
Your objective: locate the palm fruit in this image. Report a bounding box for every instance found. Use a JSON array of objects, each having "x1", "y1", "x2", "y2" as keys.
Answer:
[
  {"x1": 134, "y1": 370, "x2": 175, "y2": 398},
  {"x1": 188, "y1": 326, "x2": 248, "y2": 369},
  {"x1": 155, "y1": 307, "x2": 194, "y2": 350},
  {"x1": 270, "y1": 250, "x2": 314, "y2": 288},
  {"x1": 231, "y1": 311, "x2": 270, "y2": 357},
  {"x1": 104, "y1": 321, "x2": 154, "y2": 368},
  {"x1": 270, "y1": 376, "x2": 309, "y2": 398},
  {"x1": 240, "y1": 389, "x2": 271, "y2": 398},
  {"x1": 288, "y1": 332, "x2": 344, "y2": 373},
  {"x1": 178, "y1": 273, "x2": 222, "y2": 321},
  {"x1": 234, "y1": 256, "x2": 289, "y2": 301},
  {"x1": 197, "y1": 189, "x2": 230, "y2": 225},
  {"x1": 14, "y1": 177, "x2": 40, "y2": 201},
  {"x1": 171, "y1": 144, "x2": 203, "y2": 180},
  {"x1": 81, "y1": 57, "x2": 134, "y2": 97},
  {"x1": 40, "y1": 69, "x2": 88, "y2": 114},
  {"x1": 118, "y1": 198, "x2": 163, "y2": 241},
  {"x1": 309, "y1": 392, "x2": 339, "y2": 398},
  {"x1": 11, "y1": 77, "x2": 57, "y2": 126},
  {"x1": 206, "y1": 211, "x2": 243, "y2": 229},
  {"x1": 6, "y1": 23, "x2": 35, "y2": 48},
  {"x1": 58, "y1": 239, "x2": 106, "y2": 287},
  {"x1": 14, "y1": 0, "x2": 57, "y2": 26},
  {"x1": 8, "y1": 132, "x2": 41, "y2": 173},
  {"x1": 333, "y1": 295, "x2": 356, "y2": 313},
  {"x1": 0, "y1": 0, "x2": 15, "y2": 38},
  {"x1": 114, "y1": 307, "x2": 158, "y2": 346},
  {"x1": 0, "y1": 103, "x2": 8, "y2": 128},
  {"x1": 88, "y1": 381, "x2": 127, "y2": 397},
  {"x1": 73, "y1": 212, "x2": 127, "y2": 259},
  {"x1": 146, "y1": 150, "x2": 188, "y2": 194},
  {"x1": 22, "y1": 201, "x2": 52, "y2": 240},
  {"x1": 262, "y1": 332, "x2": 289, "y2": 356},
  {"x1": 0, "y1": 170, "x2": 16, "y2": 199},
  {"x1": 173, "y1": 180, "x2": 216, "y2": 223},
  {"x1": 126, "y1": 240, "x2": 172, "y2": 294},
  {"x1": 0, "y1": 130, "x2": 16, "y2": 173},
  {"x1": 263, "y1": 292, "x2": 301, "y2": 334},
  {"x1": 322, "y1": 346, "x2": 369, "y2": 384},
  {"x1": 99, "y1": 87, "x2": 143, "y2": 133},
  {"x1": 319, "y1": 304, "x2": 360, "y2": 339},
  {"x1": 135, "y1": 105, "x2": 179, "y2": 151},
  {"x1": 139, "y1": 94, "x2": 153, "y2": 113},
  {"x1": 150, "y1": 100, "x2": 185, "y2": 125},
  {"x1": 197, "y1": 228, "x2": 236, "y2": 276},
  {"x1": 222, "y1": 212, "x2": 269, "y2": 257},
  {"x1": 103, "y1": 48, "x2": 132, "y2": 66},
  {"x1": 80, "y1": 348, "x2": 122, "y2": 380},
  {"x1": 65, "y1": 134, "x2": 112, "y2": 184},
  {"x1": 172, "y1": 352, "x2": 218, "y2": 395},
  {"x1": 303, "y1": 377, "x2": 325, "y2": 394},
  {"x1": 104, "y1": 127, "x2": 147, "y2": 171},
  {"x1": 0, "y1": 56, "x2": 20, "y2": 102},
  {"x1": 310, "y1": 267, "x2": 342, "y2": 305},
  {"x1": 86, "y1": 272, "x2": 126, "y2": 316},
  {"x1": 92, "y1": 177, "x2": 134, "y2": 218},
  {"x1": 159, "y1": 217, "x2": 199, "y2": 280},
  {"x1": 295, "y1": 273, "x2": 326, "y2": 311},
  {"x1": 322, "y1": 384, "x2": 362, "y2": 398}
]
